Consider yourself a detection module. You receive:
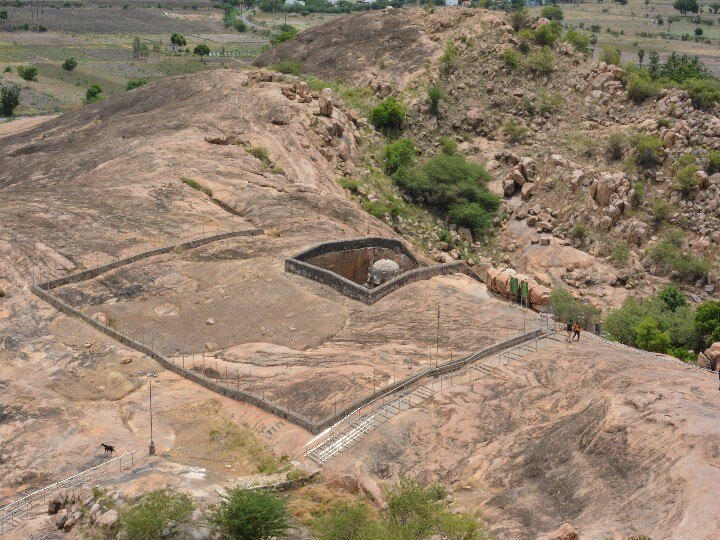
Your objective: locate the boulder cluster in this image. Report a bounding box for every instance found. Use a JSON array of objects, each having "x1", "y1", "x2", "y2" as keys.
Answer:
[
  {"x1": 48, "y1": 486, "x2": 118, "y2": 533},
  {"x1": 484, "y1": 266, "x2": 551, "y2": 308}
]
